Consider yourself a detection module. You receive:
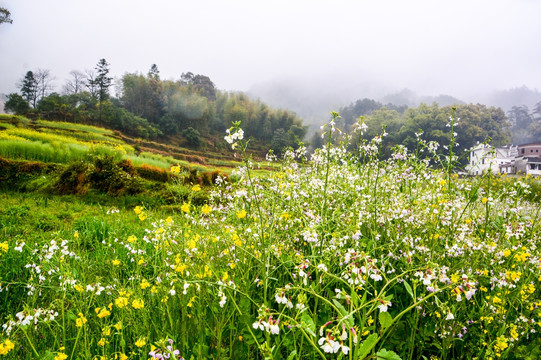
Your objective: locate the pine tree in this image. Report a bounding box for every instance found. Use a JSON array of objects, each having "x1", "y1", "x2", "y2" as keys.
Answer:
[
  {"x1": 89, "y1": 59, "x2": 113, "y2": 122},
  {"x1": 20, "y1": 71, "x2": 37, "y2": 108}
]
